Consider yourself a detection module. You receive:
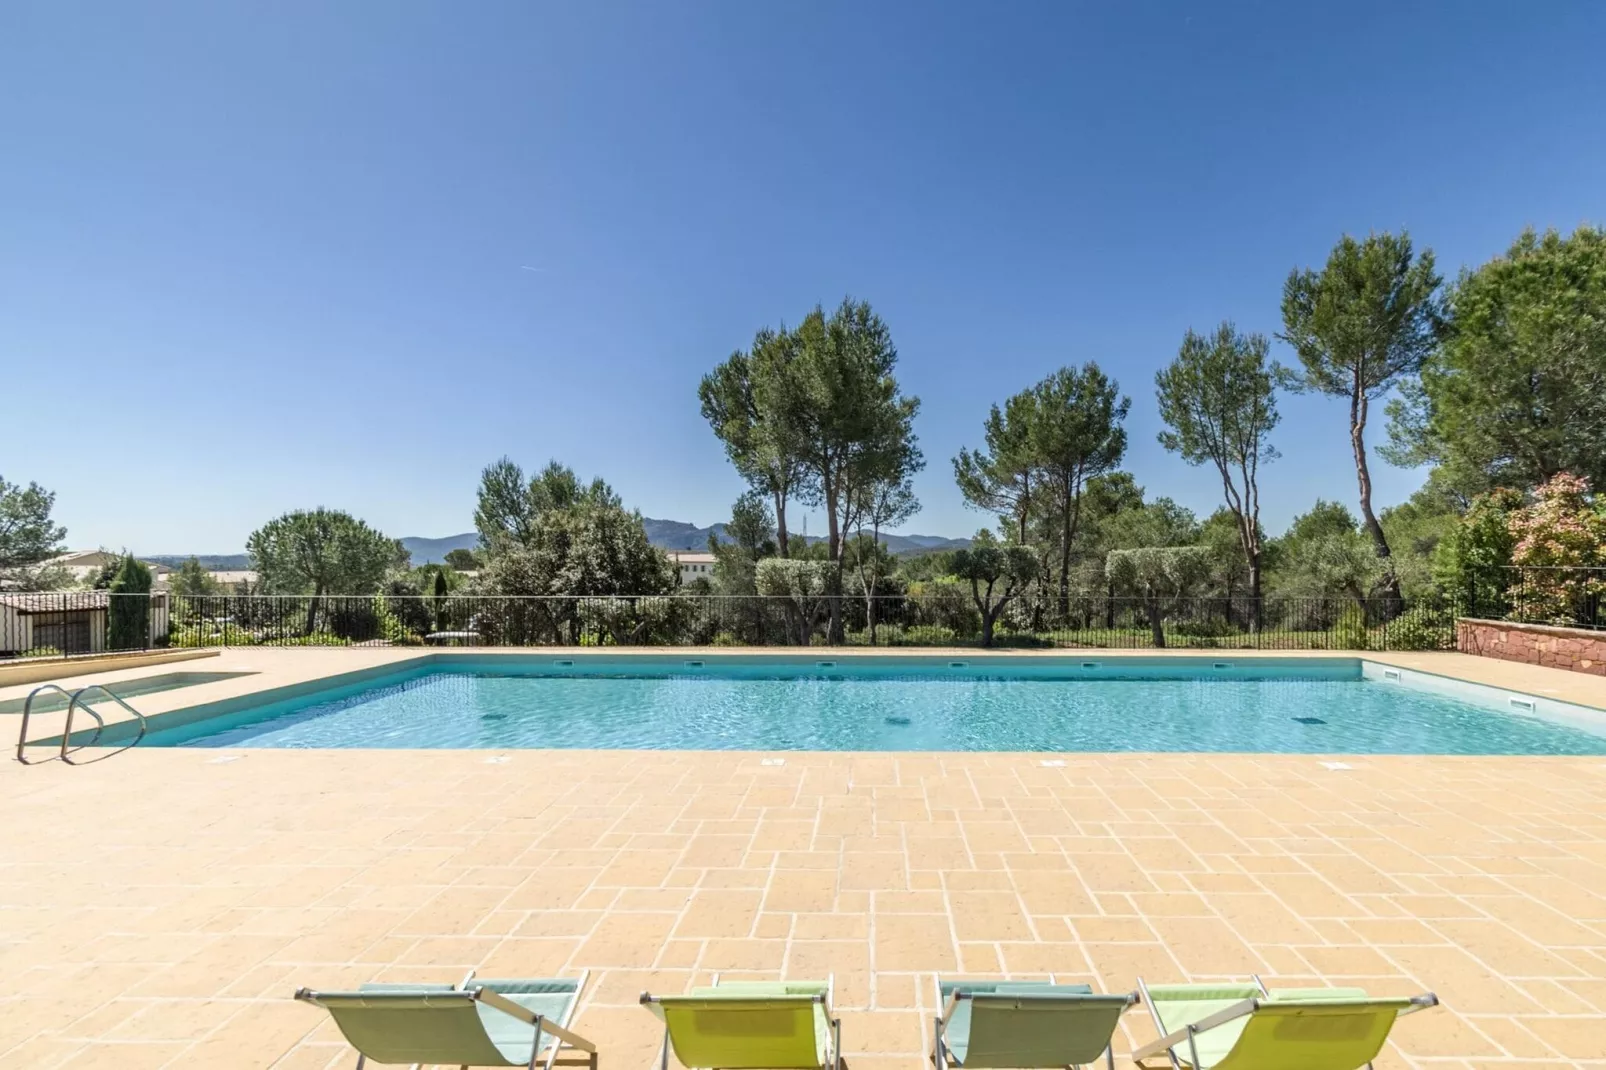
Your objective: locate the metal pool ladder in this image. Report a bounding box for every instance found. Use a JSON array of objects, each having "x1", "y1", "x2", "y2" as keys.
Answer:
[{"x1": 15, "y1": 682, "x2": 148, "y2": 765}]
